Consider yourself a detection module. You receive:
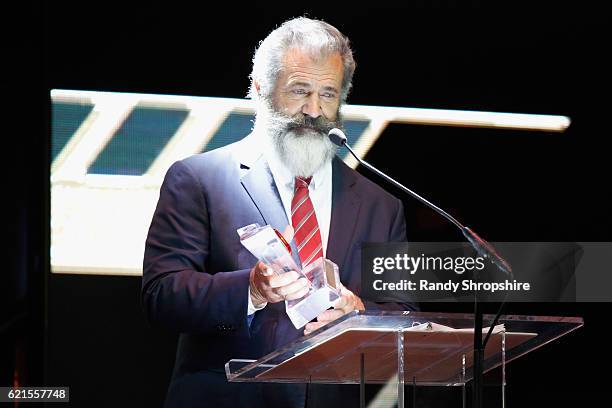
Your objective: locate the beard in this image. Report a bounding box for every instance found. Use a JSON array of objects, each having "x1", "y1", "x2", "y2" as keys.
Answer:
[{"x1": 253, "y1": 98, "x2": 343, "y2": 178}]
